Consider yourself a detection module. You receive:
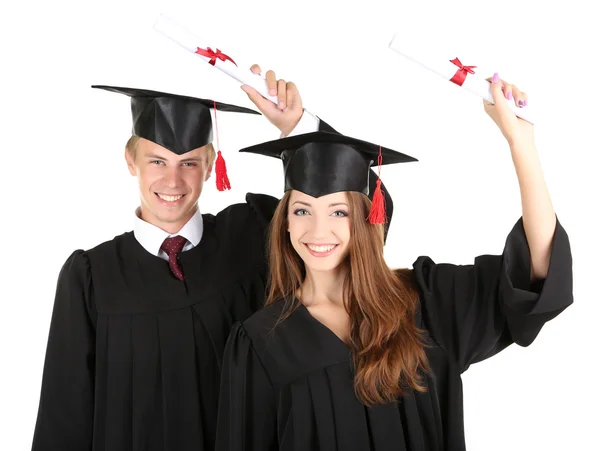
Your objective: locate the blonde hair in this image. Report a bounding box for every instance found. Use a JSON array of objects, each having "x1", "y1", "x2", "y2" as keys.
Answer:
[
  {"x1": 125, "y1": 135, "x2": 216, "y2": 164},
  {"x1": 205, "y1": 143, "x2": 216, "y2": 165},
  {"x1": 125, "y1": 135, "x2": 141, "y2": 159}
]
